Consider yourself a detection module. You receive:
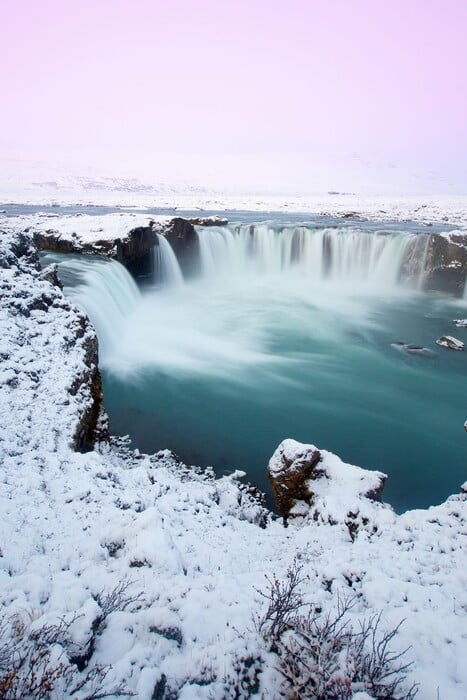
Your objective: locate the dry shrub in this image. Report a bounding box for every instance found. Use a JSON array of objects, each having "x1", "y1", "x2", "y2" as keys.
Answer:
[{"x1": 256, "y1": 561, "x2": 418, "y2": 700}]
